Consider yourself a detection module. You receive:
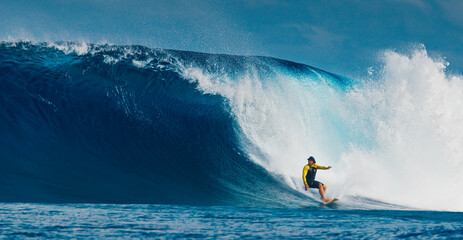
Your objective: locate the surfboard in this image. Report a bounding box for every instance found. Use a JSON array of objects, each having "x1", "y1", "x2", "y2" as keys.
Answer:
[{"x1": 324, "y1": 198, "x2": 339, "y2": 205}]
